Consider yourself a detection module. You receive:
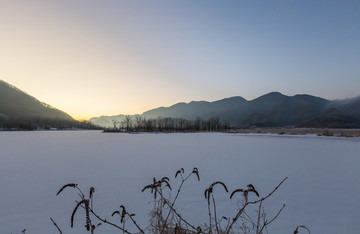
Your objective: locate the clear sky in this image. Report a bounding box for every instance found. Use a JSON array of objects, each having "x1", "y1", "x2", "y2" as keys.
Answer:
[{"x1": 0, "y1": 1, "x2": 359, "y2": 120}]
